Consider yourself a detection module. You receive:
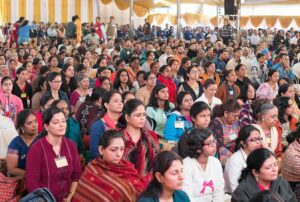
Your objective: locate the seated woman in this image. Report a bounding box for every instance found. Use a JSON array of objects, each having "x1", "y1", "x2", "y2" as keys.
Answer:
[
  {"x1": 224, "y1": 125, "x2": 263, "y2": 194},
  {"x1": 146, "y1": 84, "x2": 175, "y2": 138},
  {"x1": 252, "y1": 103, "x2": 282, "y2": 157},
  {"x1": 177, "y1": 101, "x2": 211, "y2": 157},
  {"x1": 256, "y1": 70, "x2": 279, "y2": 101},
  {"x1": 136, "y1": 72, "x2": 157, "y2": 106},
  {"x1": 209, "y1": 99, "x2": 241, "y2": 165},
  {"x1": 201, "y1": 62, "x2": 221, "y2": 86},
  {"x1": 278, "y1": 83, "x2": 300, "y2": 119},
  {"x1": 216, "y1": 69, "x2": 240, "y2": 103},
  {"x1": 195, "y1": 79, "x2": 222, "y2": 110},
  {"x1": 35, "y1": 95, "x2": 54, "y2": 133},
  {"x1": 73, "y1": 130, "x2": 147, "y2": 202},
  {"x1": 89, "y1": 90, "x2": 123, "y2": 160},
  {"x1": 273, "y1": 96, "x2": 297, "y2": 148},
  {"x1": 7, "y1": 109, "x2": 38, "y2": 177},
  {"x1": 26, "y1": 107, "x2": 82, "y2": 202},
  {"x1": 0, "y1": 76, "x2": 24, "y2": 121},
  {"x1": 164, "y1": 92, "x2": 193, "y2": 142},
  {"x1": 182, "y1": 128, "x2": 224, "y2": 201},
  {"x1": 138, "y1": 151, "x2": 190, "y2": 202},
  {"x1": 157, "y1": 65, "x2": 177, "y2": 103},
  {"x1": 232, "y1": 148, "x2": 296, "y2": 202},
  {"x1": 51, "y1": 100, "x2": 85, "y2": 161},
  {"x1": 282, "y1": 126, "x2": 300, "y2": 198},
  {"x1": 177, "y1": 65, "x2": 203, "y2": 100},
  {"x1": 118, "y1": 99, "x2": 160, "y2": 183},
  {"x1": 238, "y1": 83, "x2": 257, "y2": 127},
  {"x1": 113, "y1": 69, "x2": 135, "y2": 94}
]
